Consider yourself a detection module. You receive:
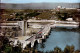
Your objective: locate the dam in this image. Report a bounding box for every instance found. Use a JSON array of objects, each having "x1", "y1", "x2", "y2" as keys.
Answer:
[{"x1": 0, "y1": 20, "x2": 79, "y2": 50}]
